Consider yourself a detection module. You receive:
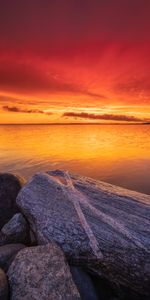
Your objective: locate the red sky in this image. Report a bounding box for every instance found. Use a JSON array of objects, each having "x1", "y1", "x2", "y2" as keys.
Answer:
[{"x1": 0, "y1": 0, "x2": 150, "y2": 123}]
